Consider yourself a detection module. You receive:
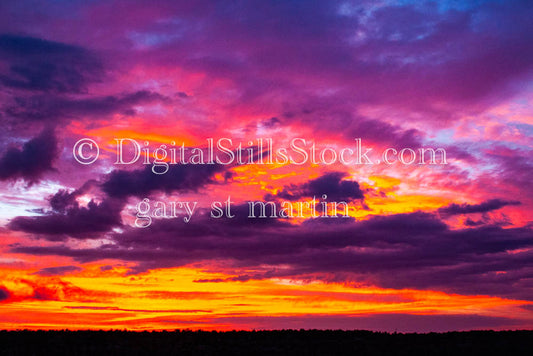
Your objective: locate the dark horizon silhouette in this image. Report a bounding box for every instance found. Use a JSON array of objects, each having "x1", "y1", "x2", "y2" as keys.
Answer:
[{"x1": 1, "y1": 329, "x2": 532, "y2": 355}]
